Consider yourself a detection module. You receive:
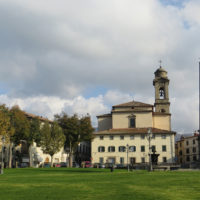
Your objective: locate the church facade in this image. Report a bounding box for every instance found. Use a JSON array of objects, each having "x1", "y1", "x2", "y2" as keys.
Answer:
[{"x1": 91, "y1": 67, "x2": 176, "y2": 165}]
